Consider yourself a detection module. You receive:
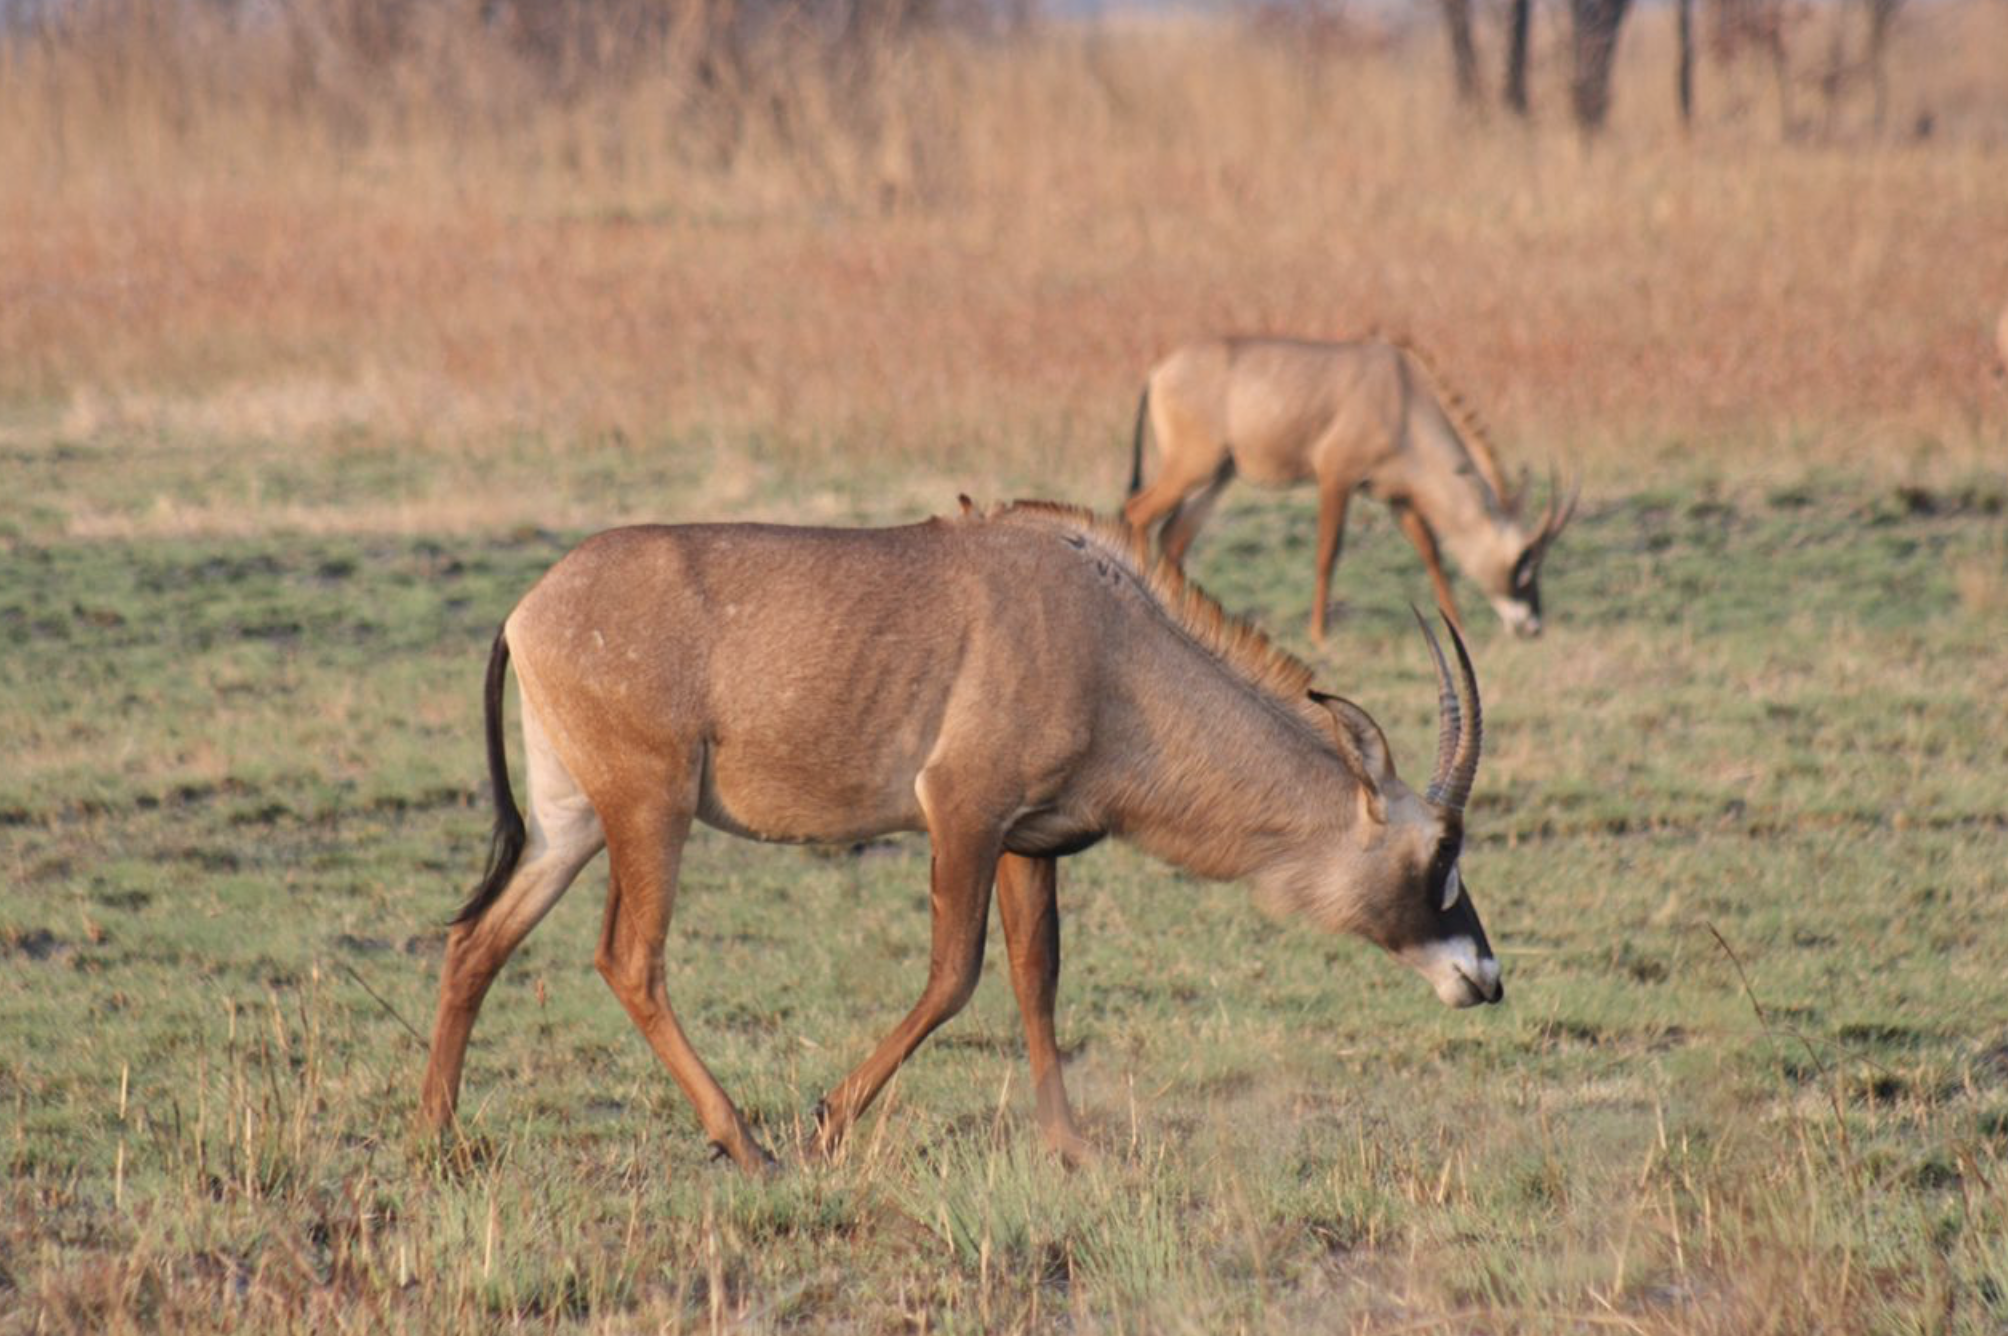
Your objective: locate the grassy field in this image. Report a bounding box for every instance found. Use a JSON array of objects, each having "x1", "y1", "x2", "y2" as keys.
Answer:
[
  {"x1": 5, "y1": 0, "x2": 2008, "y2": 1330},
  {"x1": 4, "y1": 430, "x2": 2006, "y2": 1332}
]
